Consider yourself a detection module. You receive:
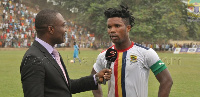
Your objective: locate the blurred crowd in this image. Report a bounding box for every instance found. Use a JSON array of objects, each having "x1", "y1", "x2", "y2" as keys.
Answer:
[
  {"x1": 0, "y1": 0, "x2": 97, "y2": 49},
  {"x1": 0, "y1": 0, "x2": 36, "y2": 48},
  {"x1": 0, "y1": 0, "x2": 200, "y2": 51},
  {"x1": 138, "y1": 42, "x2": 200, "y2": 51}
]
